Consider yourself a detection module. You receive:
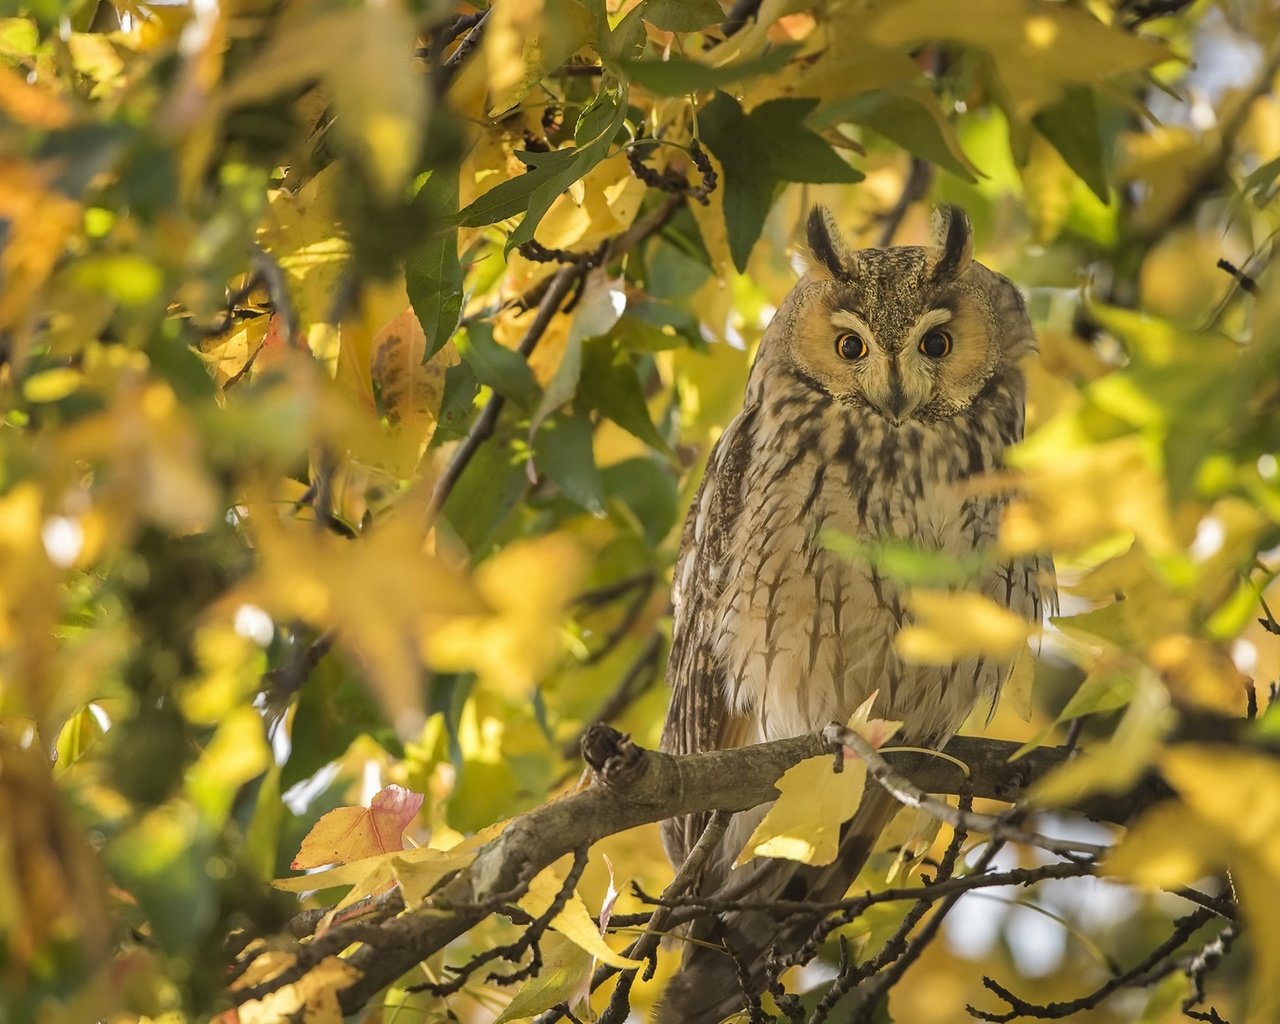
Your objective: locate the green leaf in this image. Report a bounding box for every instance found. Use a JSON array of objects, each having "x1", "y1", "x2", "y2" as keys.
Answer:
[
  {"x1": 623, "y1": 44, "x2": 798, "y2": 96},
  {"x1": 536, "y1": 411, "x2": 605, "y2": 514},
  {"x1": 432, "y1": 359, "x2": 482, "y2": 445},
  {"x1": 643, "y1": 0, "x2": 724, "y2": 33},
  {"x1": 579, "y1": 339, "x2": 672, "y2": 454},
  {"x1": 106, "y1": 805, "x2": 217, "y2": 949},
  {"x1": 699, "y1": 92, "x2": 863, "y2": 270},
  {"x1": 815, "y1": 88, "x2": 980, "y2": 183},
  {"x1": 602, "y1": 457, "x2": 678, "y2": 545},
  {"x1": 493, "y1": 936, "x2": 592, "y2": 1023},
  {"x1": 406, "y1": 170, "x2": 463, "y2": 362},
  {"x1": 455, "y1": 323, "x2": 540, "y2": 412},
  {"x1": 1244, "y1": 153, "x2": 1280, "y2": 204},
  {"x1": 457, "y1": 86, "x2": 627, "y2": 249},
  {"x1": 443, "y1": 422, "x2": 528, "y2": 551},
  {"x1": 599, "y1": 0, "x2": 648, "y2": 70},
  {"x1": 1033, "y1": 86, "x2": 1109, "y2": 202}
]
